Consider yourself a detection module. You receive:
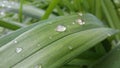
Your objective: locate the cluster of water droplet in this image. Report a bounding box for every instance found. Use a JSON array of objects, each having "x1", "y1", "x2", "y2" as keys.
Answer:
[
  {"x1": 0, "y1": 1, "x2": 18, "y2": 17},
  {"x1": 55, "y1": 13, "x2": 85, "y2": 32},
  {"x1": 0, "y1": 1, "x2": 18, "y2": 8}
]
